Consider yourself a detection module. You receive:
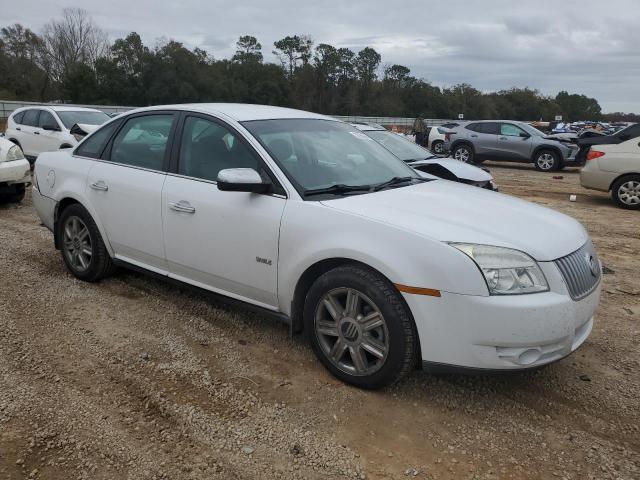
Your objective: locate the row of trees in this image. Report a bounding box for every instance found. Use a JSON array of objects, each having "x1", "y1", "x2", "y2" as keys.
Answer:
[{"x1": 1, "y1": 8, "x2": 637, "y2": 122}]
